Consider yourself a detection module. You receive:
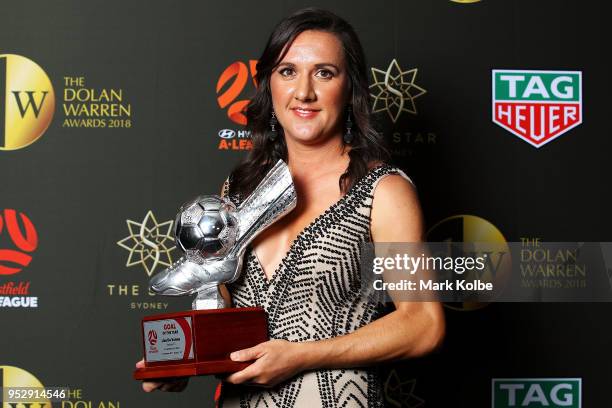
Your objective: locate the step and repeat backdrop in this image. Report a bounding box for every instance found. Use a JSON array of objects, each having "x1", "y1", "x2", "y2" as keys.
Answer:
[{"x1": 1, "y1": 0, "x2": 609, "y2": 407}]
